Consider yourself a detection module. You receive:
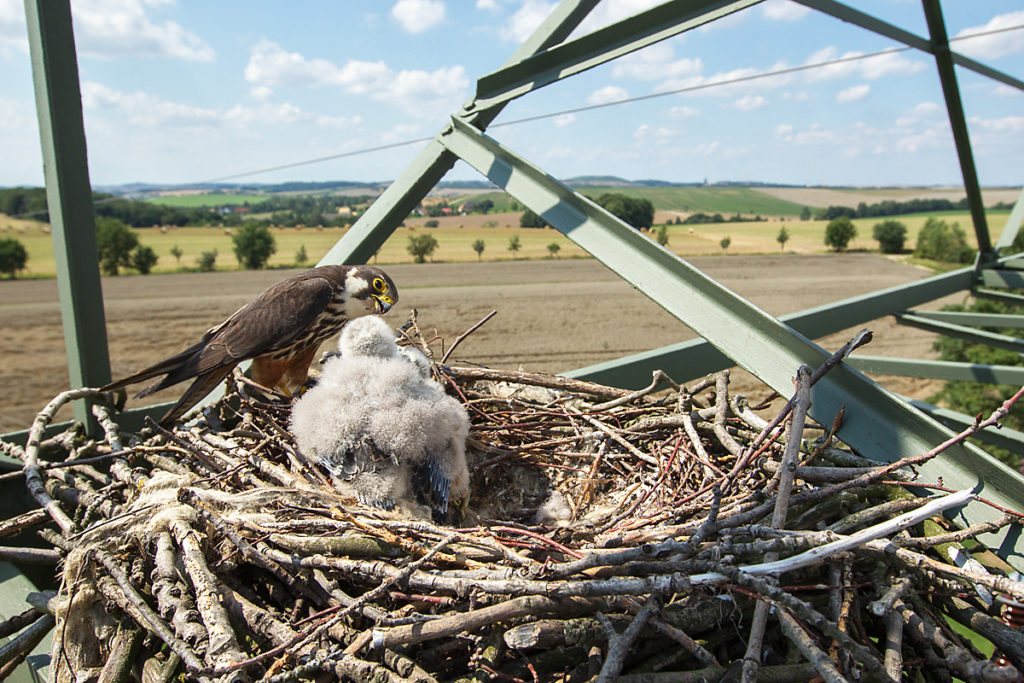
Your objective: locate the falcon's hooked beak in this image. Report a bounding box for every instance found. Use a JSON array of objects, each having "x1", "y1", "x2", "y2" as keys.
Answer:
[{"x1": 371, "y1": 294, "x2": 394, "y2": 314}]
